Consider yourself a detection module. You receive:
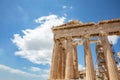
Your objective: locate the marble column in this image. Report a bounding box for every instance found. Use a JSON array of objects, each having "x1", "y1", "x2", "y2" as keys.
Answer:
[
  {"x1": 49, "y1": 39, "x2": 62, "y2": 79},
  {"x1": 60, "y1": 39, "x2": 66, "y2": 79},
  {"x1": 57, "y1": 39, "x2": 63, "y2": 79},
  {"x1": 65, "y1": 38, "x2": 74, "y2": 79},
  {"x1": 100, "y1": 34, "x2": 120, "y2": 80},
  {"x1": 73, "y1": 45, "x2": 79, "y2": 79},
  {"x1": 83, "y1": 38, "x2": 95, "y2": 80}
]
